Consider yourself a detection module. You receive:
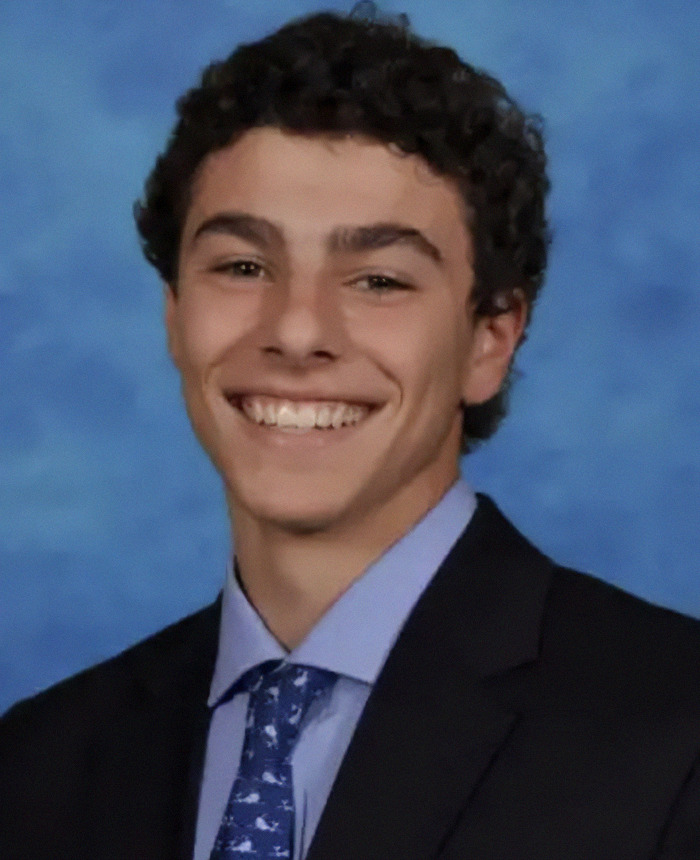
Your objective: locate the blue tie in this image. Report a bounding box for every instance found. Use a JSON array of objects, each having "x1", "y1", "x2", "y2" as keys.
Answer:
[{"x1": 209, "y1": 660, "x2": 337, "y2": 859}]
